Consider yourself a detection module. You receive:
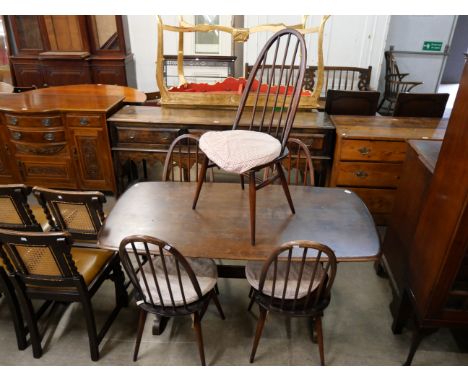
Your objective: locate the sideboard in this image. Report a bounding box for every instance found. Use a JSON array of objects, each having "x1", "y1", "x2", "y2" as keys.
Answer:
[{"x1": 0, "y1": 92, "x2": 123, "y2": 192}]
